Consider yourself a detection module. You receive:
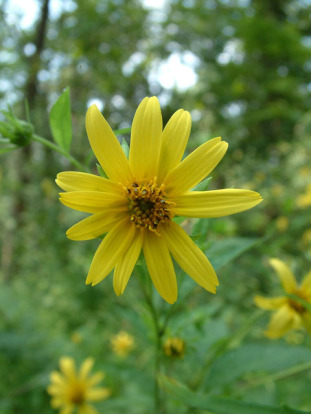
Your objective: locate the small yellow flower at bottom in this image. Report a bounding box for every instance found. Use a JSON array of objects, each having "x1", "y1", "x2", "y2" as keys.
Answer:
[
  {"x1": 255, "y1": 258, "x2": 311, "y2": 339},
  {"x1": 163, "y1": 337, "x2": 185, "y2": 358},
  {"x1": 110, "y1": 331, "x2": 135, "y2": 357},
  {"x1": 47, "y1": 357, "x2": 110, "y2": 414}
]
